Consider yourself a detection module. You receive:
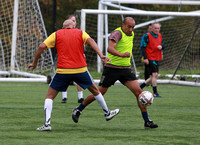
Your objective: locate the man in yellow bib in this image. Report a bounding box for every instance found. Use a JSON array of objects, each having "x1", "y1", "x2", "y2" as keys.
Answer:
[{"x1": 73, "y1": 17, "x2": 158, "y2": 129}]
